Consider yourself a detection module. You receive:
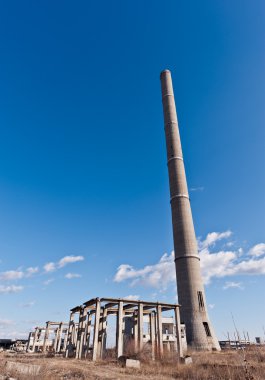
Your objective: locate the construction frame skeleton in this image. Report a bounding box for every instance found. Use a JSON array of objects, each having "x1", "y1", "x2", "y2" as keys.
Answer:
[
  {"x1": 65, "y1": 297, "x2": 184, "y2": 361},
  {"x1": 27, "y1": 322, "x2": 68, "y2": 353}
]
